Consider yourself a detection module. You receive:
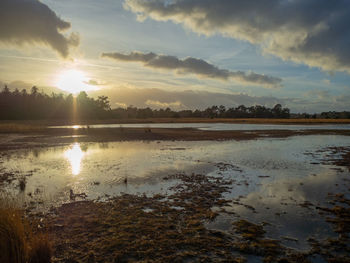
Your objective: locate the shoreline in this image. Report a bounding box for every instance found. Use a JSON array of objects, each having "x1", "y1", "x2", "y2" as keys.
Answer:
[{"x1": 0, "y1": 128, "x2": 349, "y2": 150}]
